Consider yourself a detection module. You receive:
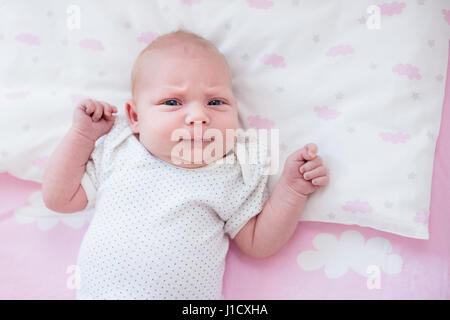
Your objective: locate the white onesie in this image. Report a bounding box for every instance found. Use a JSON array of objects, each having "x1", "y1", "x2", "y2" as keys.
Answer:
[{"x1": 77, "y1": 114, "x2": 269, "y2": 300}]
